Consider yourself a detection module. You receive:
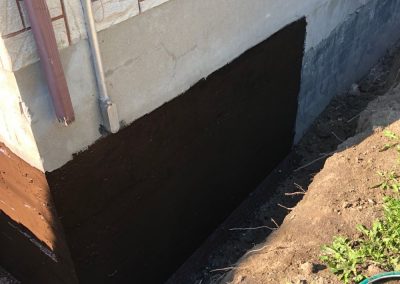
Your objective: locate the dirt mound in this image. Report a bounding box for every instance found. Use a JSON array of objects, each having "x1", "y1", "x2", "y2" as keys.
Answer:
[{"x1": 222, "y1": 85, "x2": 400, "y2": 283}]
